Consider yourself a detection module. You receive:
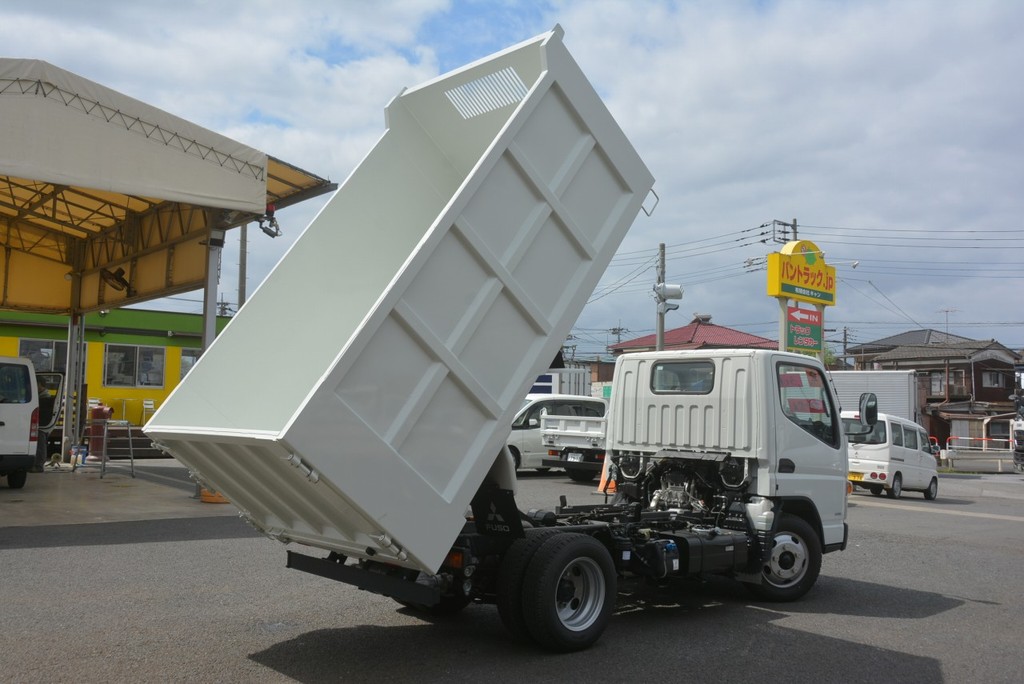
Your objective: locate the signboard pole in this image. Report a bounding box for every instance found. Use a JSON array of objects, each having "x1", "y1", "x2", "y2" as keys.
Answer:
[{"x1": 778, "y1": 298, "x2": 787, "y2": 352}]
